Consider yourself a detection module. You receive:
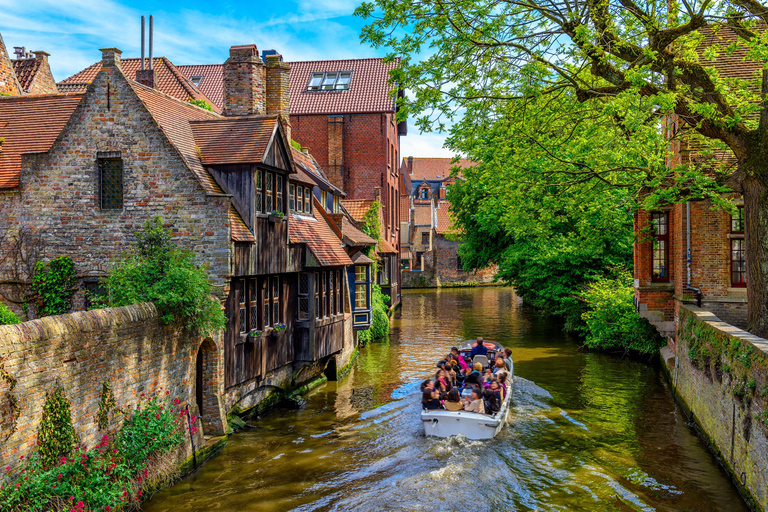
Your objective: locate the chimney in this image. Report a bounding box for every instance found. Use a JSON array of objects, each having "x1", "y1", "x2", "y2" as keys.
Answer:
[
  {"x1": 265, "y1": 53, "x2": 291, "y2": 140},
  {"x1": 100, "y1": 47, "x2": 122, "y2": 69},
  {"x1": 32, "y1": 51, "x2": 49, "y2": 63},
  {"x1": 223, "y1": 44, "x2": 265, "y2": 117},
  {"x1": 439, "y1": 185, "x2": 446, "y2": 200},
  {"x1": 135, "y1": 15, "x2": 156, "y2": 88},
  {"x1": 407, "y1": 156, "x2": 413, "y2": 175},
  {"x1": 301, "y1": 147, "x2": 309, "y2": 155}
]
